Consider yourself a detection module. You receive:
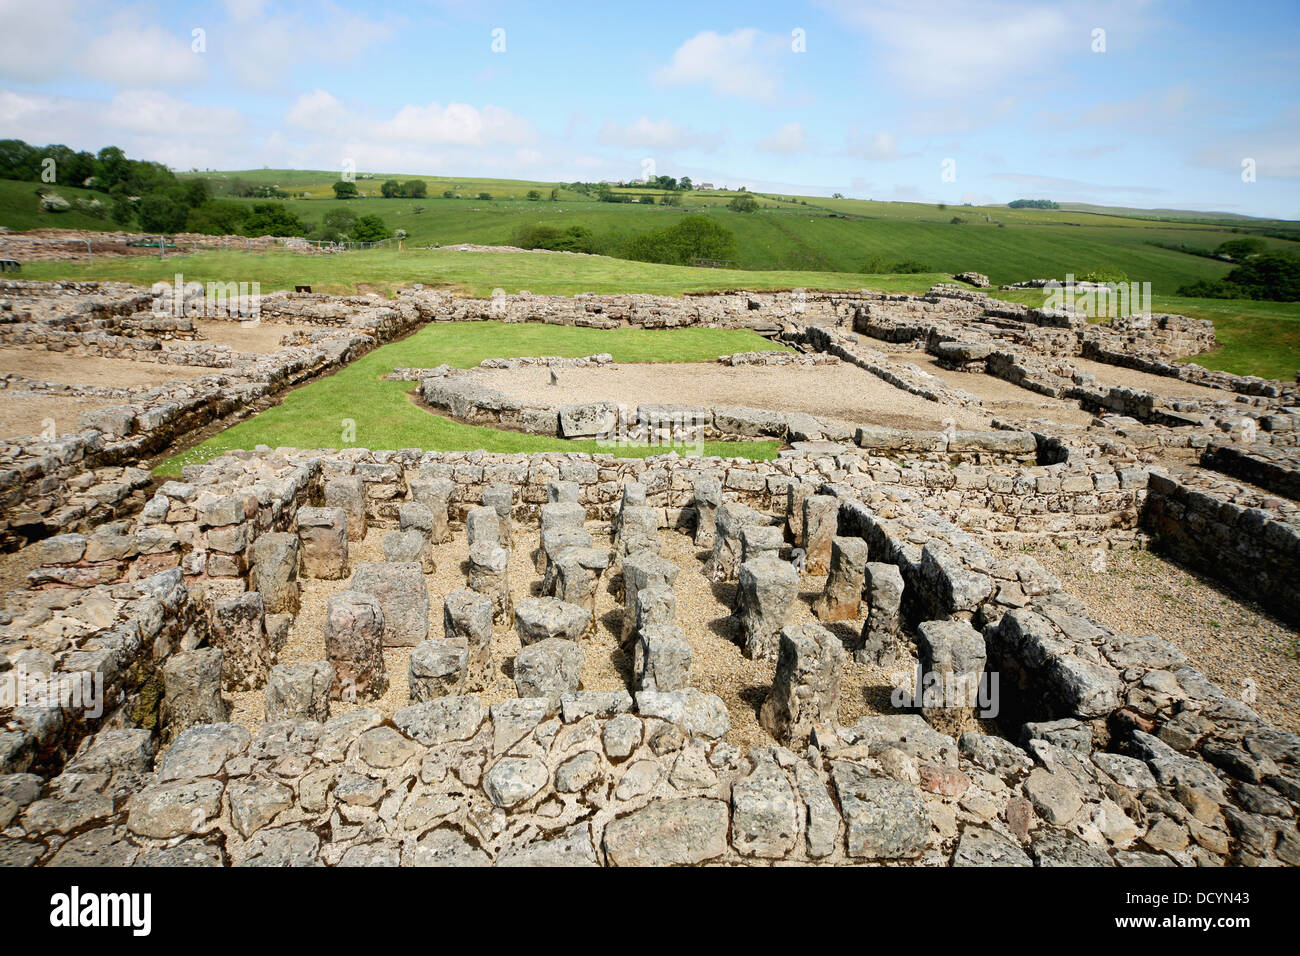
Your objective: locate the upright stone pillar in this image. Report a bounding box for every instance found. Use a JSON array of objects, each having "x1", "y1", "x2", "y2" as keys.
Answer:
[
  {"x1": 813, "y1": 536, "x2": 869, "y2": 622},
  {"x1": 735, "y1": 557, "x2": 799, "y2": 660},
  {"x1": 760, "y1": 623, "x2": 844, "y2": 749}
]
